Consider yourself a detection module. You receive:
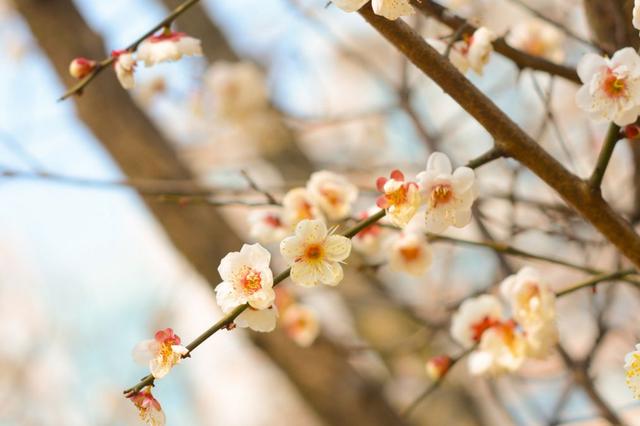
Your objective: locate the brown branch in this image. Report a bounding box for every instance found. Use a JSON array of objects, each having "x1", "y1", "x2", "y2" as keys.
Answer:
[
  {"x1": 358, "y1": 7, "x2": 640, "y2": 270},
  {"x1": 409, "y1": 0, "x2": 580, "y2": 84}
]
